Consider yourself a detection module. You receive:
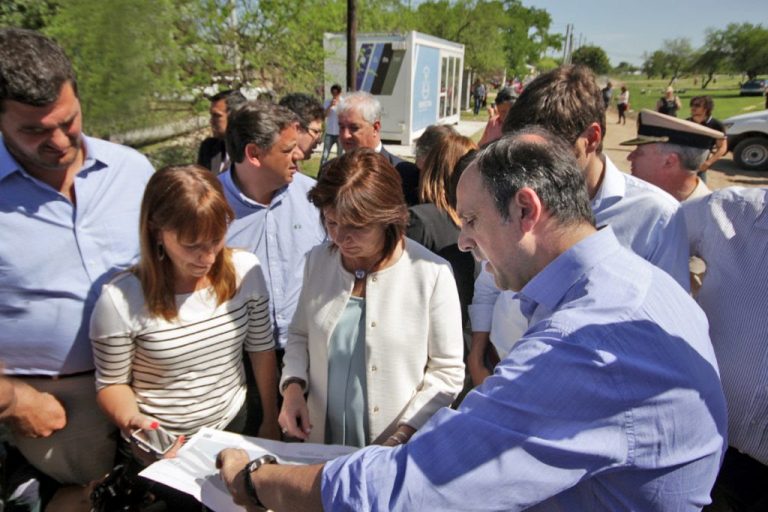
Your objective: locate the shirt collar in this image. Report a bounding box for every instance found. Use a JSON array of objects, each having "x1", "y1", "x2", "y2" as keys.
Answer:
[
  {"x1": 518, "y1": 226, "x2": 621, "y2": 320},
  {"x1": 222, "y1": 167, "x2": 288, "y2": 209},
  {"x1": 0, "y1": 134, "x2": 107, "y2": 183},
  {"x1": 590, "y1": 156, "x2": 625, "y2": 211}
]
